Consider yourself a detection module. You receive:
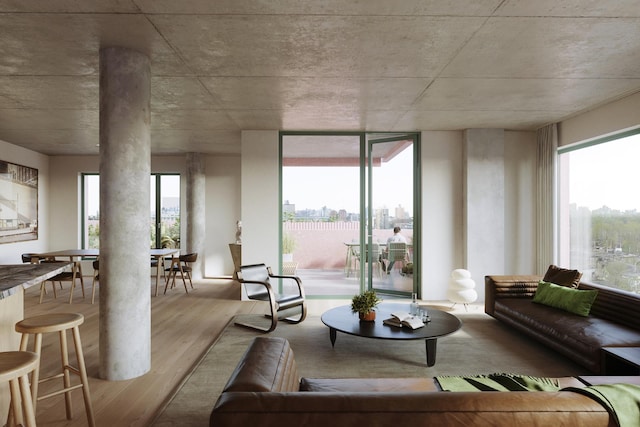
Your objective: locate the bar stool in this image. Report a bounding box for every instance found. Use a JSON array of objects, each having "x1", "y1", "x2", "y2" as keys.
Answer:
[
  {"x1": 1, "y1": 351, "x2": 38, "y2": 427},
  {"x1": 15, "y1": 313, "x2": 95, "y2": 427}
]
